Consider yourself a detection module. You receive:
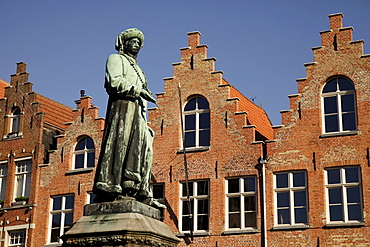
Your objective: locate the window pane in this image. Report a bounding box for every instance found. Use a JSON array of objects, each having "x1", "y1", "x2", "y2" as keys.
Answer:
[
  {"x1": 53, "y1": 197, "x2": 62, "y2": 210},
  {"x1": 348, "y1": 204, "x2": 362, "y2": 221},
  {"x1": 277, "y1": 192, "x2": 289, "y2": 207},
  {"x1": 324, "y1": 96, "x2": 338, "y2": 114},
  {"x1": 276, "y1": 173, "x2": 288, "y2": 188},
  {"x1": 341, "y1": 94, "x2": 355, "y2": 112},
  {"x1": 184, "y1": 98, "x2": 196, "y2": 111},
  {"x1": 197, "y1": 215, "x2": 208, "y2": 230},
  {"x1": 65, "y1": 195, "x2": 74, "y2": 209},
  {"x1": 347, "y1": 187, "x2": 361, "y2": 203},
  {"x1": 198, "y1": 199, "x2": 209, "y2": 214},
  {"x1": 199, "y1": 112, "x2": 210, "y2": 129},
  {"x1": 244, "y1": 177, "x2": 256, "y2": 192},
  {"x1": 345, "y1": 167, "x2": 359, "y2": 183},
  {"x1": 185, "y1": 131, "x2": 195, "y2": 148},
  {"x1": 197, "y1": 97, "x2": 209, "y2": 109},
  {"x1": 87, "y1": 152, "x2": 95, "y2": 167},
  {"x1": 329, "y1": 205, "x2": 343, "y2": 221},
  {"x1": 228, "y1": 179, "x2": 239, "y2": 193},
  {"x1": 50, "y1": 229, "x2": 60, "y2": 243},
  {"x1": 182, "y1": 216, "x2": 191, "y2": 231},
  {"x1": 52, "y1": 214, "x2": 61, "y2": 227},
  {"x1": 197, "y1": 181, "x2": 208, "y2": 195},
  {"x1": 74, "y1": 154, "x2": 84, "y2": 169},
  {"x1": 64, "y1": 212, "x2": 74, "y2": 227},
  {"x1": 185, "y1": 115, "x2": 195, "y2": 131},
  {"x1": 245, "y1": 196, "x2": 256, "y2": 211},
  {"x1": 182, "y1": 200, "x2": 193, "y2": 215},
  {"x1": 293, "y1": 172, "x2": 306, "y2": 187},
  {"x1": 278, "y1": 209, "x2": 290, "y2": 224},
  {"x1": 245, "y1": 212, "x2": 257, "y2": 227},
  {"x1": 327, "y1": 169, "x2": 340, "y2": 184},
  {"x1": 338, "y1": 78, "x2": 354, "y2": 91},
  {"x1": 199, "y1": 130, "x2": 210, "y2": 146},
  {"x1": 229, "y1": 213, "x2": 240, "y2": 228},
  {"x1": 325, "y1": 114, "x2": 339, "y2": 133},
  {"x1": 294, "y1": 208, "x2": 308, "y2": 223},
  {"x1": 152, "y1": 185, "x2": 164, "y2": 199},
  {"x1": 328, "y1": 188, "x2": 342, "y2": 204},
  {"x1": 182, "y1": 182, "x2": 193, "y2": 197},
  {"x1": 85, "y1": 137, "x2": 94, "y2": 149},
  {"x1": 323, "y1": 80, "x2": 337, "y2": 93},
  {"x1": 75, "y1": 139, "x2": 85, "y2": 150},
  {"x1": 342, "y1": 113, "x2": 356, "y2": 131},
  {"x1": 294, "y1": 191, "x2": 307, "y2": 207},
  {"x1": 229, "y1": 197, "x2": 240, "y2": 212}
]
